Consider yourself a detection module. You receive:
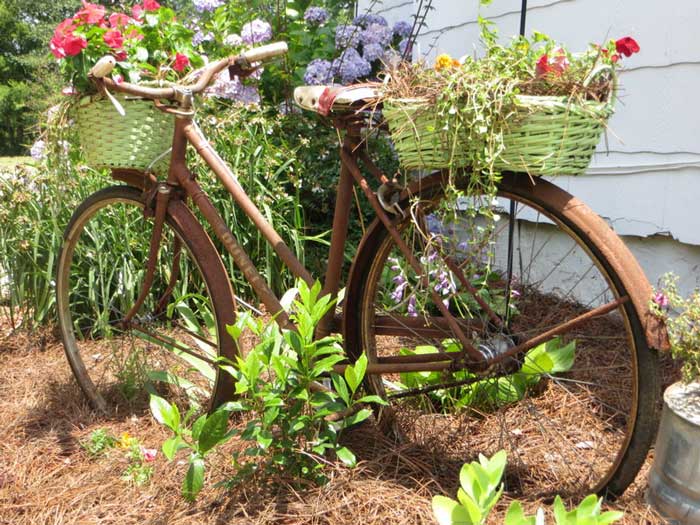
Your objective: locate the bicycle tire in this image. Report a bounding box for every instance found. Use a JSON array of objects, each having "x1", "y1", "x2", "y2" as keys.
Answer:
[
  {"x1": 56, "y1": 185, "x2": 238, "y2": 414},
  {"x1": 344, "y1": 172, "x2": 659, "y2": 500}
]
